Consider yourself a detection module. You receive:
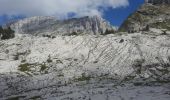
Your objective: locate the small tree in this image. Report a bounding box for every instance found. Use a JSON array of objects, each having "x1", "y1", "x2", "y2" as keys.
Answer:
[
  {"x1": 1, "y1": 27, "x2": 15, "y2": 40},
  {"x1": 0, "y1": 26, "x2": 3, "y2": 33}
]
